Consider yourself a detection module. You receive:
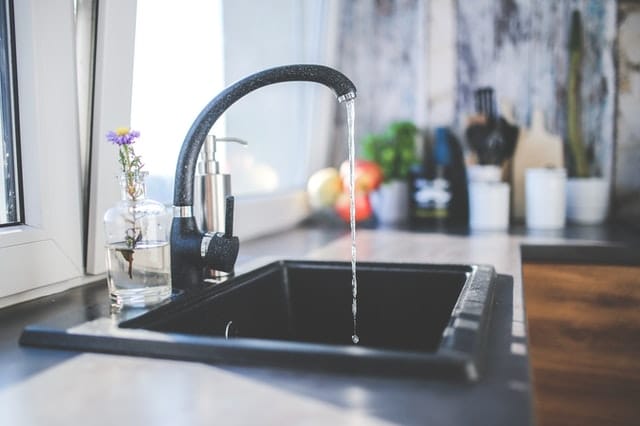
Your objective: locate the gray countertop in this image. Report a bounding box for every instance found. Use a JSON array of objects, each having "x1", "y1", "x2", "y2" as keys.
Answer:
[{"x1": 0, "y1": 225, "x2": 636, "y2": 425}]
